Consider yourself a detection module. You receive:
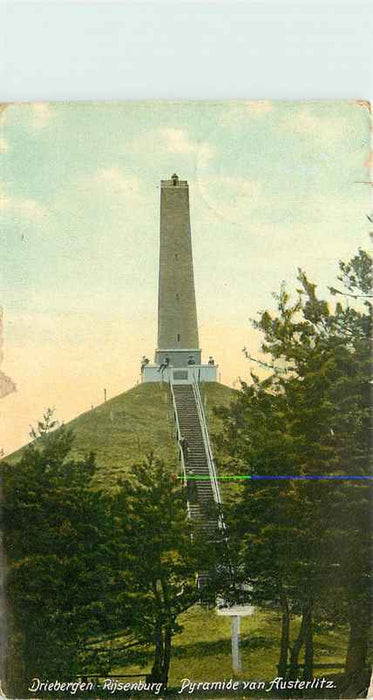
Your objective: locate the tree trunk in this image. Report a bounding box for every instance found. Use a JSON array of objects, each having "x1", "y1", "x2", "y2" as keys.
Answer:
[
  {"x1": 278, "y1": 591, "x2": 290, "y2": 677},
  {"x1": 161, "y1": 622, "x2": 172, "y2": 687},
  {"x1": 303, "y1": 602, "x2": 314, "y2": 681},
  {"x1": 4, "y1": 620, "x2": 28, "y2": 698},
  {"x1": 159, "y1": 578, "x2": 172, "y2": 687},
  {"x1": 150, "y1": 615, "x2": 164, "y2": 683},
  {"x1": 344, "y1": 612, "x2": 369, "y2": 682},
  {"x1": 288, "y1": 610, "x2": 306, "y2": 680},
  {"x1": 149, "y1": 580, "x2": 164, "y2": 683}
]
